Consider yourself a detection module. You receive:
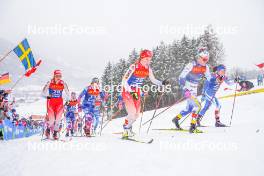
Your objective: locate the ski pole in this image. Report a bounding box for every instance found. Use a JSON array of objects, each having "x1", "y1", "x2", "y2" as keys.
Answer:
[
  {"x1": 10, "y1": 74, "x2": 25, "y2": 90},
  {"x1": 101, "y1": 109, "x2": 121, "y2": 130},
  {"x1": 179, "y1": 113, "x2": 191, "y2": 125},
  {"x1": 99, "y1": 106, "x2": 106, "y2": 136},
  {"x1": 146, "y1": 92, "x2": 164, "y2": 134},
  {"x1": 229, "y1": 81, "x2": 238, "y2": 126},
  {"x1": 0, "y1": 49, "x2": 13, "y2": 64},
  {"x1": 143, "y1": 96, "x2": 185, "y2": 126},
  {"x1": 41, "y1": 97, "x2": 49, "y2": 141},
  {"x1": 139, "y1": 95, "x2": 146, "y2": 135},
  {"x1": 80, "y1": 114, "x2": 84, "y2": 136},
  {"x1": 102, "y1": 120, "x2": 110, "y2": 130}
]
